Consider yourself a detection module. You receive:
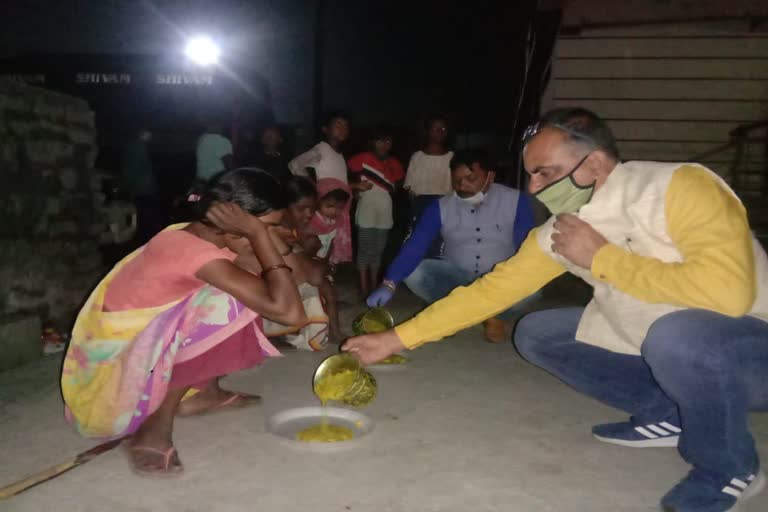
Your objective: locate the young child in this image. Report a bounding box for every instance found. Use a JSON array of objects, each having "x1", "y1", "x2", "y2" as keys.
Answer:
[
  {"x1": 404, "y1": 115, "x2": 453, "y2": 258},
  {"x1": 309, "y1": 178, "x2": 352, "y2": 262},
  {"x1": 348, "y1": 125, "x2": 404, "y2": 298},
  {"x1": 289, "y1": 111, "x2": 363, "y2": 263}
]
